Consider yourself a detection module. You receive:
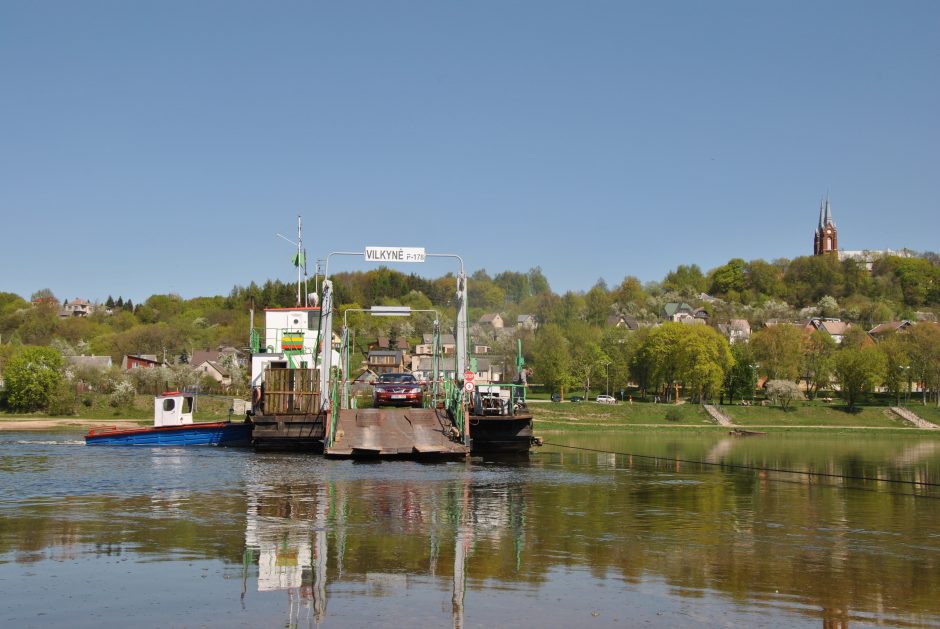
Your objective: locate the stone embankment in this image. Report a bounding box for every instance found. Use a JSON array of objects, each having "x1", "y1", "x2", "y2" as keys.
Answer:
[
  {"x1": 890, "y1": 407, "x2": 939, "y2": 430},
  {"x1": 703, "y1": 404, "x2": 735, "y2": 427}
]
